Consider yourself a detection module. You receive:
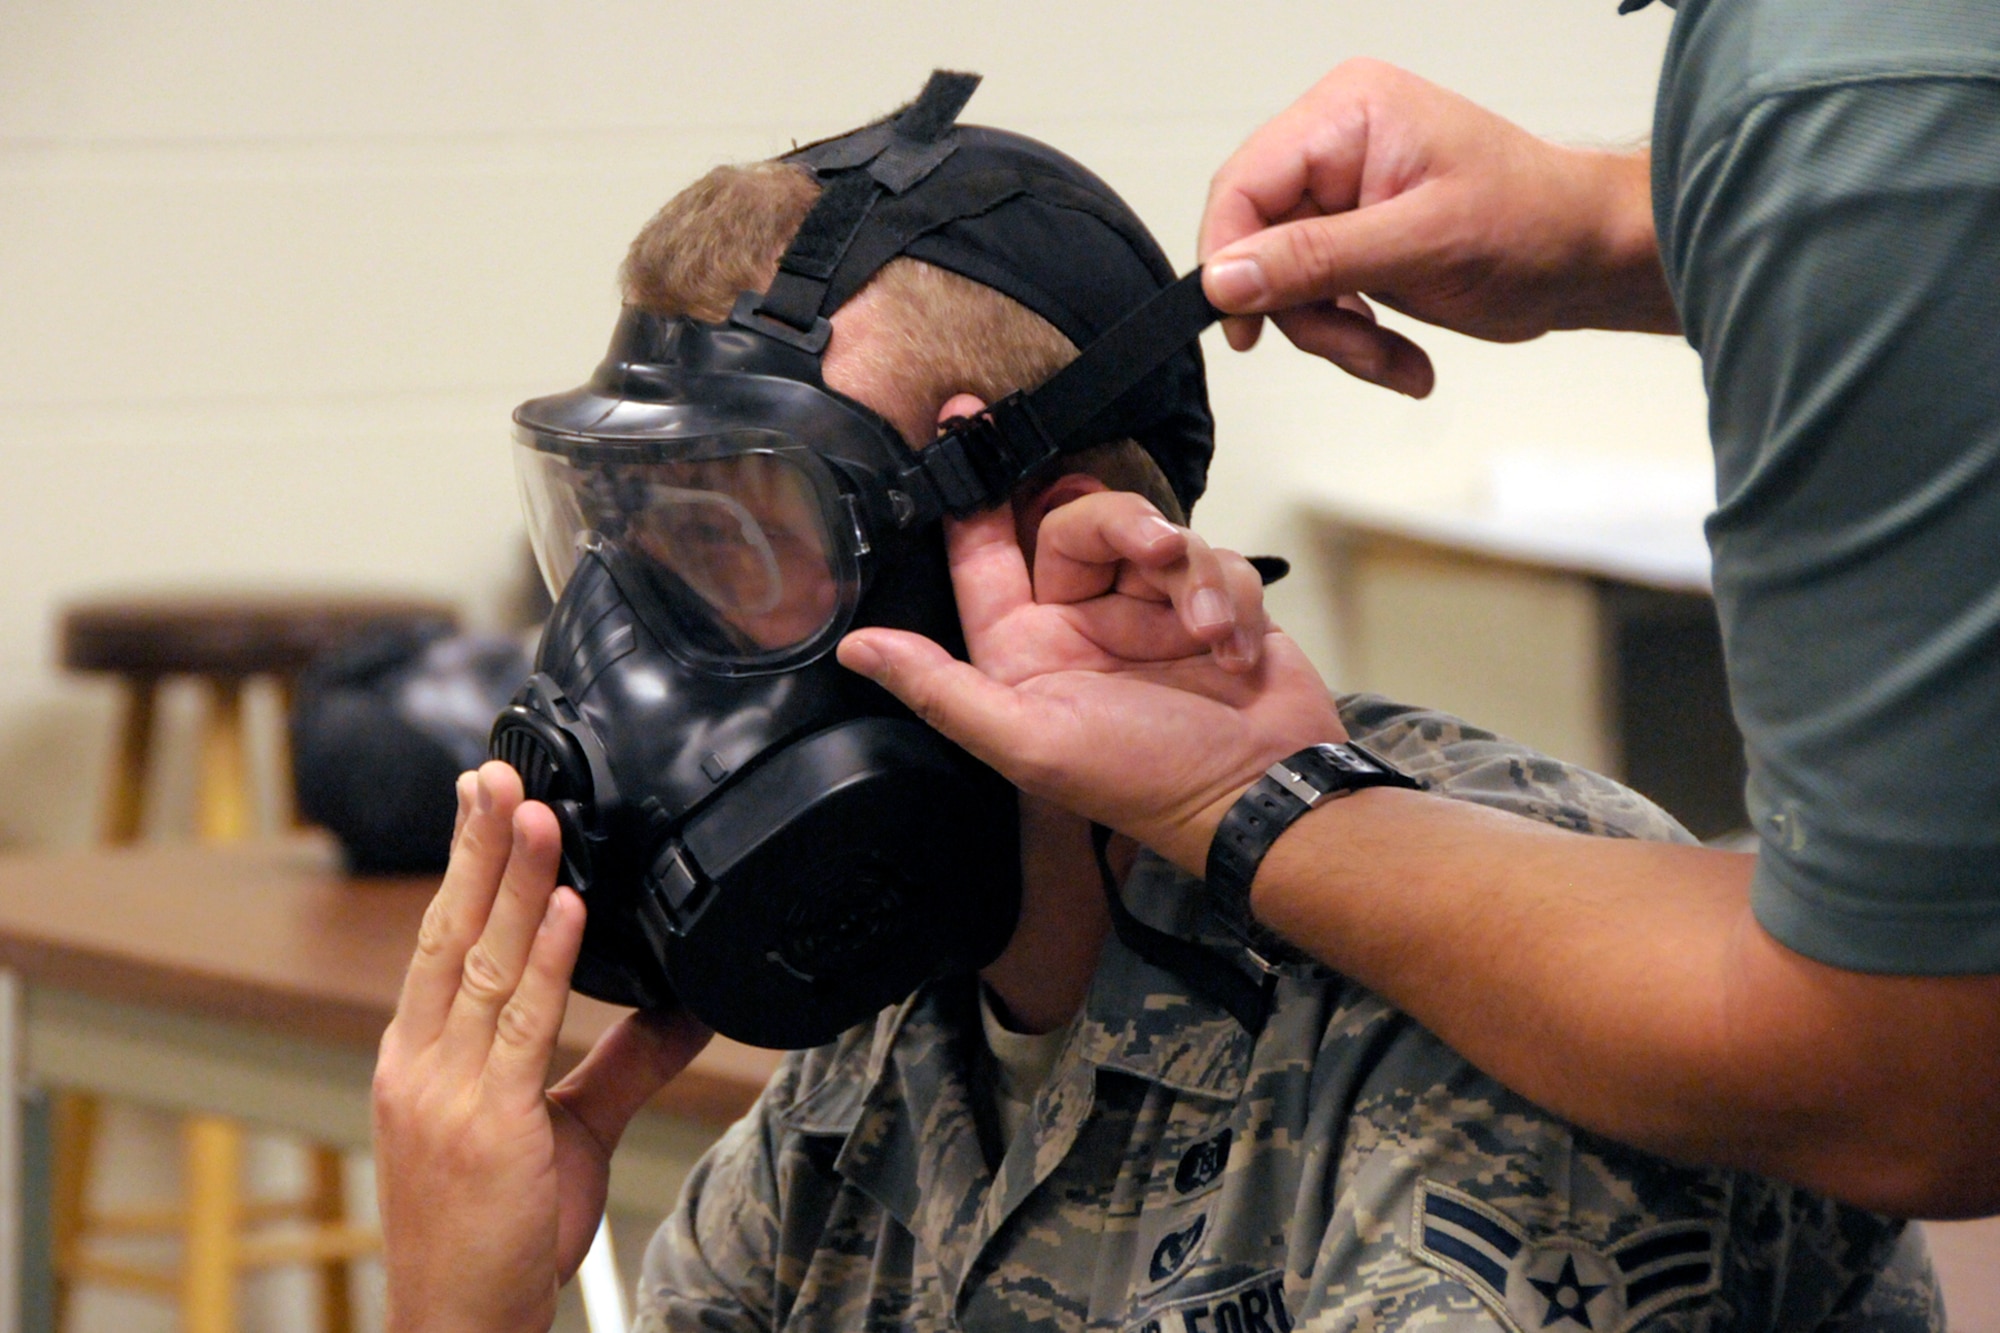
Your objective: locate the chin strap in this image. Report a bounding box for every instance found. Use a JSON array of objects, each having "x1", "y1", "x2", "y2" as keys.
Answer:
[{"x1": 1091, "y1": 823, "x2": 1274, "y2": 1037}]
